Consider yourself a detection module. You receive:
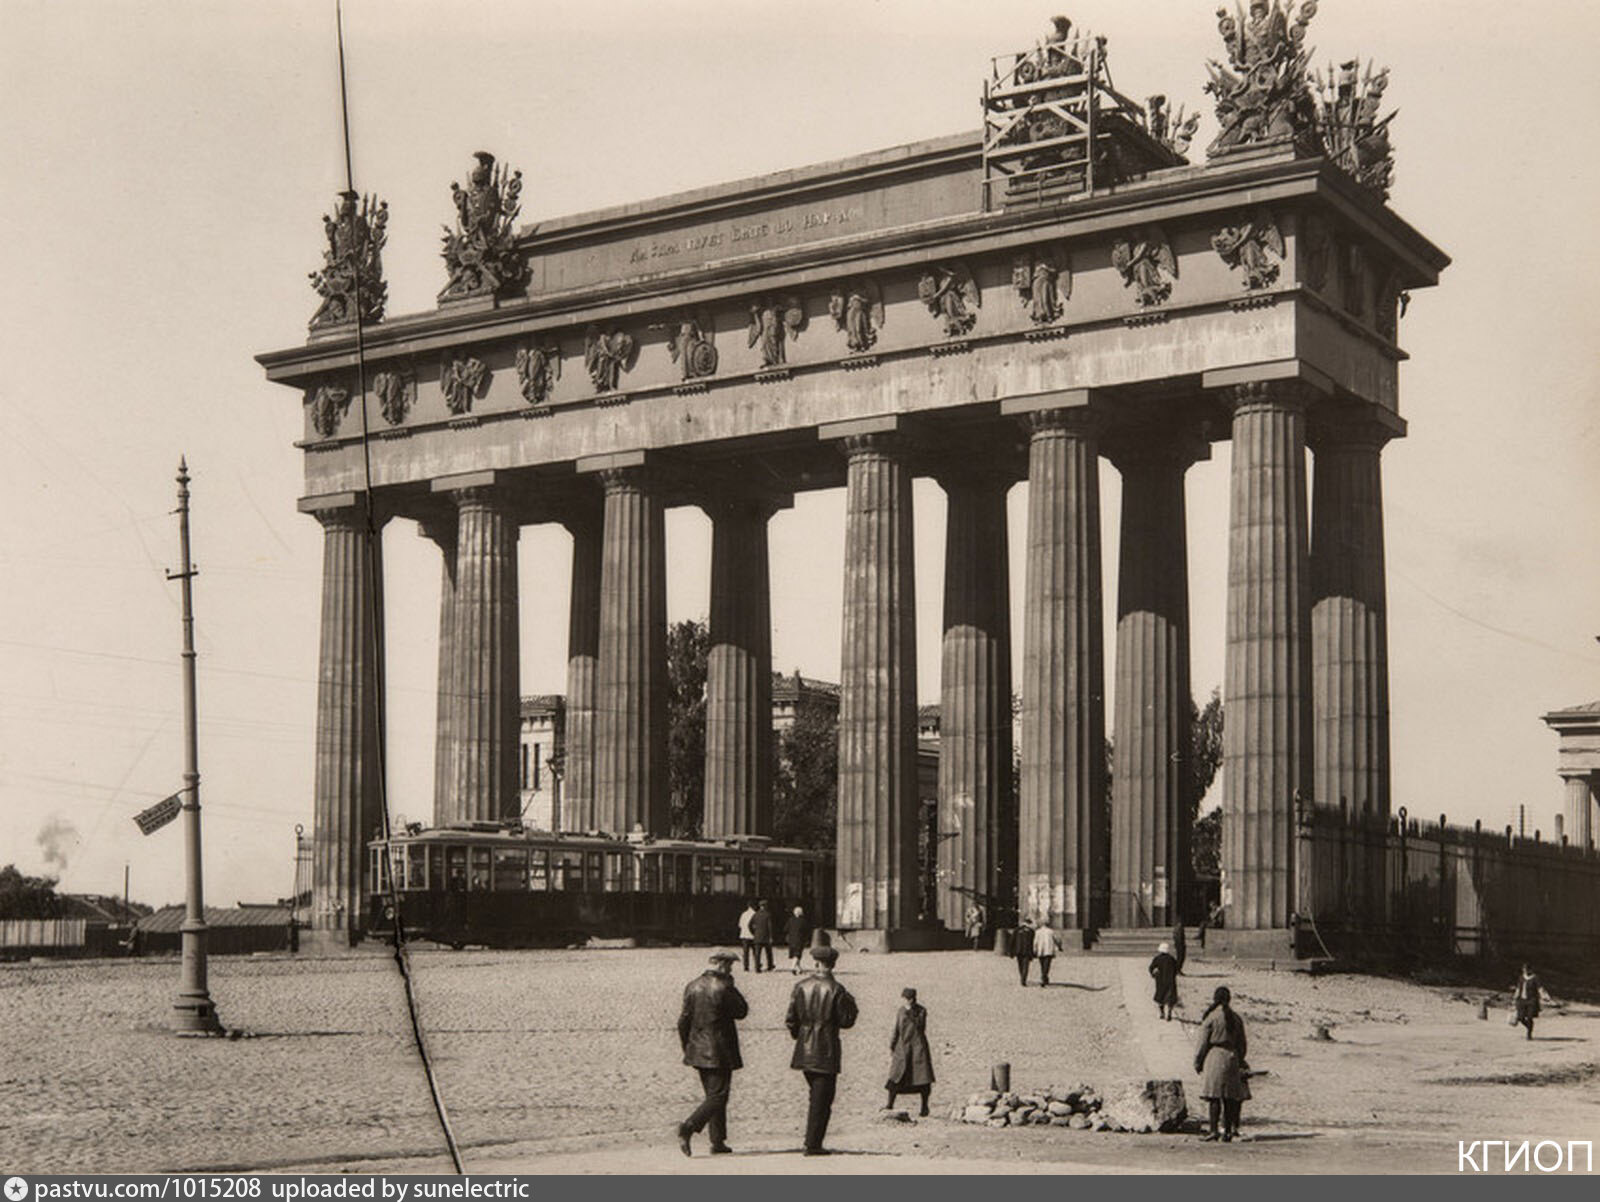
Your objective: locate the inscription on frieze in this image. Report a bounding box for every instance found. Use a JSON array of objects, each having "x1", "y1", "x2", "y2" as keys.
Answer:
[{"x1": 627, "y1": 205, "x2": 866, "y2": 266}]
